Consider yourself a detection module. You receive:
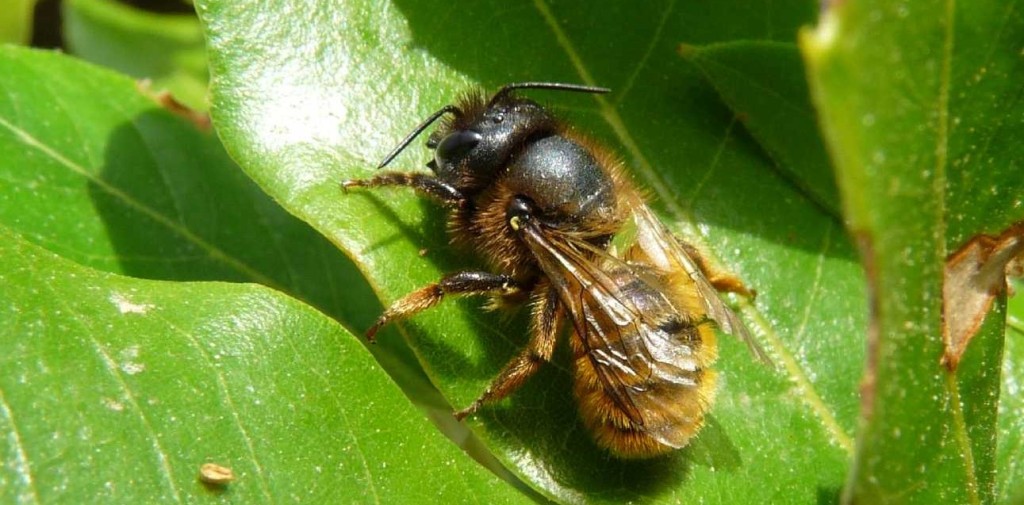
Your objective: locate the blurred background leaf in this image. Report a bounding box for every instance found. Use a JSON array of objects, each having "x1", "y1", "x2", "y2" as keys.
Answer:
[
  {"x1": 0, "y1": 0, "x2": 38, "y2": 44},
  {"x1": 1005, "y1": 278, "x2": 1024, "y2": 503},
  {"x1": 802, "y1": 1, "x2": 1023, "y2": 503},
  {"x1": 63, "y1": 0, "x2": 209, "y2": 111}
]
